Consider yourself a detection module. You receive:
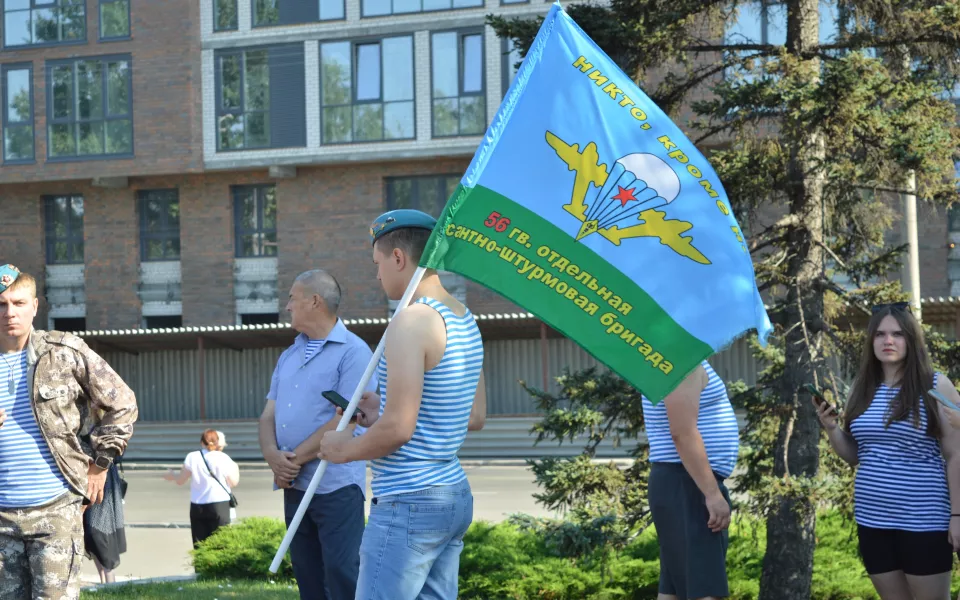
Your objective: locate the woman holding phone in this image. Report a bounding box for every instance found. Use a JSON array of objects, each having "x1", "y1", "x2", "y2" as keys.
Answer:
[{"x1": 814, "y1": 302, "x2": 960, "y2": 600}]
